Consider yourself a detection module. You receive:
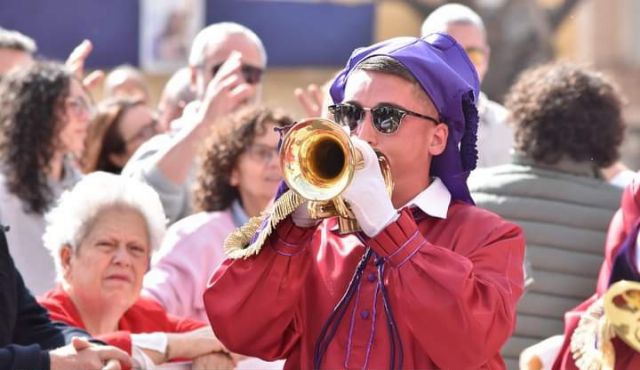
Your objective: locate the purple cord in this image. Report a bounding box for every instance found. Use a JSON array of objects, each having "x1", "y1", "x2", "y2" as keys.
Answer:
[{"x1": 313, "y1": 246, "x2": 372, "y2": 369}]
